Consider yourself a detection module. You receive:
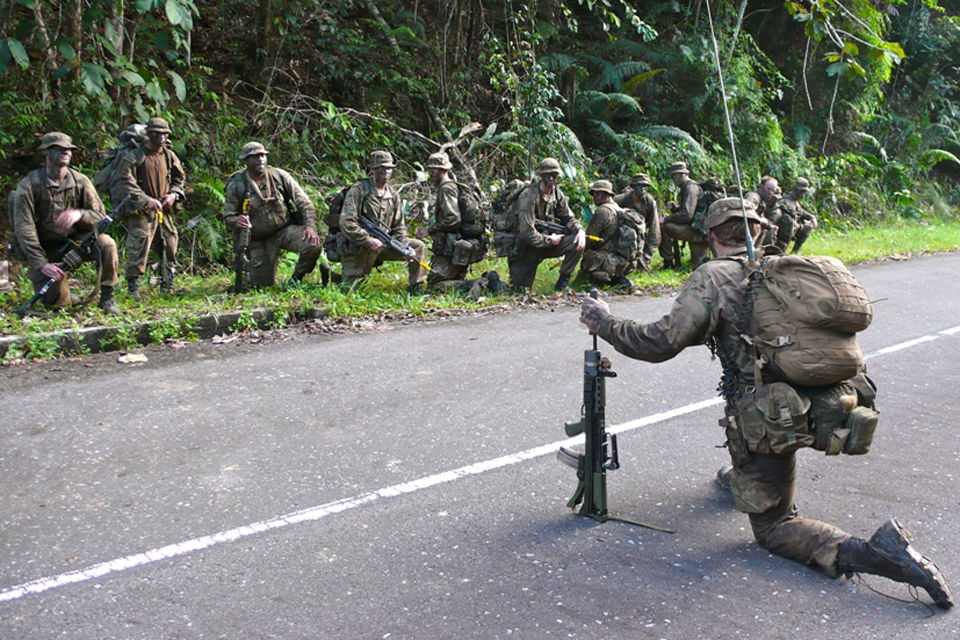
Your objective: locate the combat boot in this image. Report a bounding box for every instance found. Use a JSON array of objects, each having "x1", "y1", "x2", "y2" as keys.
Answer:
[
  {"x1": 319, "y1": 262, "x2": 331, "y2": 286},
  {"x1": 98, "y1": 285, "x2": 121, "y2": 315},
  {"x1": 554, "y1": 274, "x2": 571, "y2": 292},
  {"x1": 837, "y1": 518, "x2": 954, "y2": 609},
  {"x1": 127, "y1": 277, "x2": 141, "y2": 301},
  {"x1": 611, "y1": 275, "x2": 634, "y2": 292}
]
